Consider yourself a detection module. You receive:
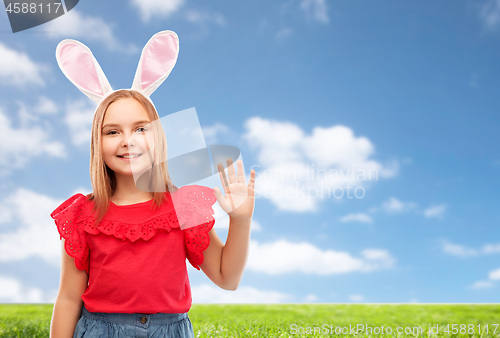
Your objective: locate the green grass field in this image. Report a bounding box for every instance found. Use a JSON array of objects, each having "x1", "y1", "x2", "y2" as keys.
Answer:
[{"x1": 0, "y1": 304, "x2": 499, "y2": 337}]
